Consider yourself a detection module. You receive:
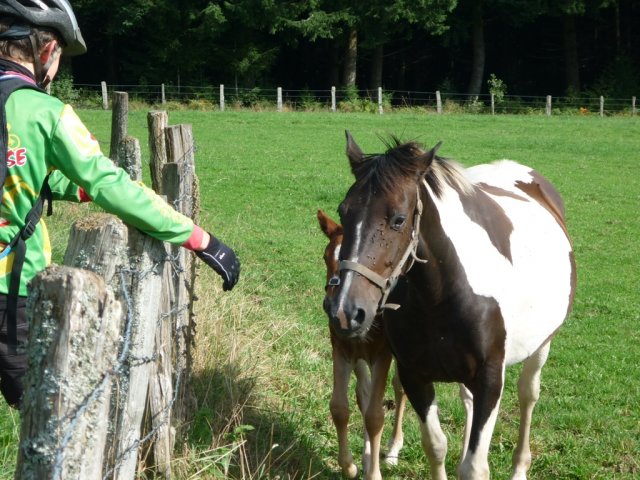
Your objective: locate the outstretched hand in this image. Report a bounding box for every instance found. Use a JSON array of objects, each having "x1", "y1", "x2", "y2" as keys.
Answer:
[{"x1": 196, "y1": 234, "x2": 241, "y2": 291}]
